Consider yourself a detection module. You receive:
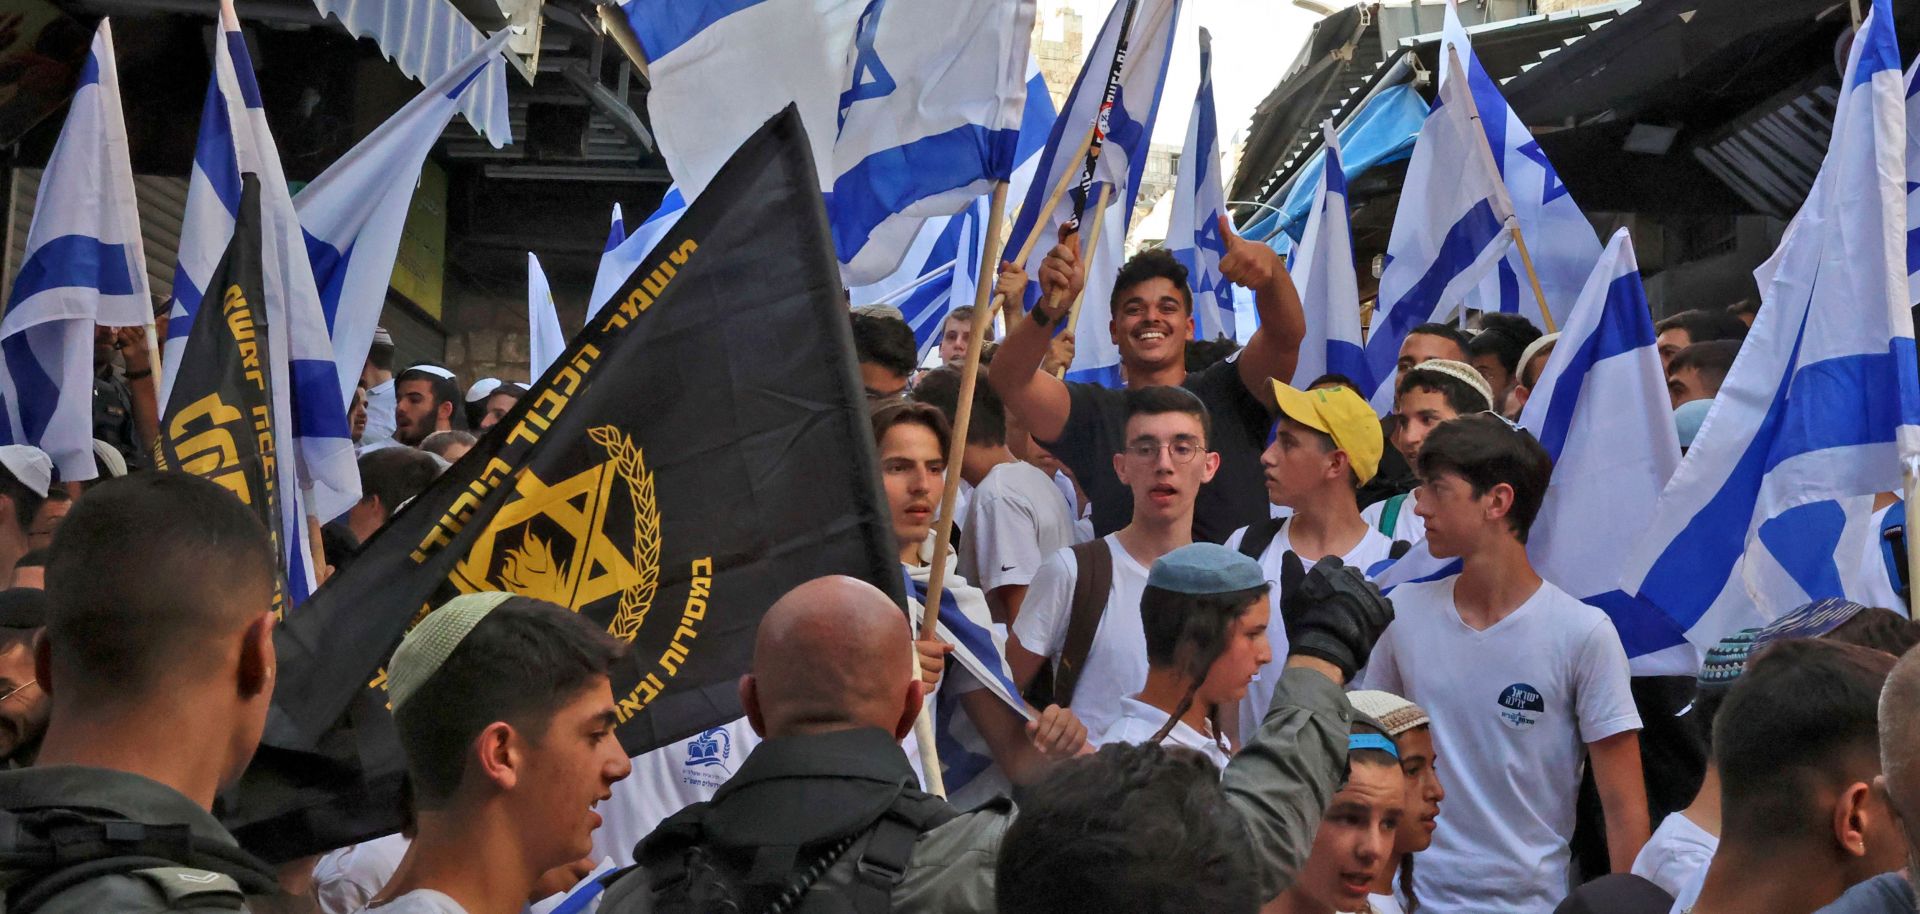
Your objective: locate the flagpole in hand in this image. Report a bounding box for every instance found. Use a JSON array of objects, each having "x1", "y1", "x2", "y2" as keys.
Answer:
[
  {"x1": 1055, "y1": 183, "x2": 1115, "y2": 378},
  {"x1": 986, "y1": 123, "x2": 1098, "y2": 323},
  {"x1": 914, "y1": 180, "x2": 1011, "y2": 799}
]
